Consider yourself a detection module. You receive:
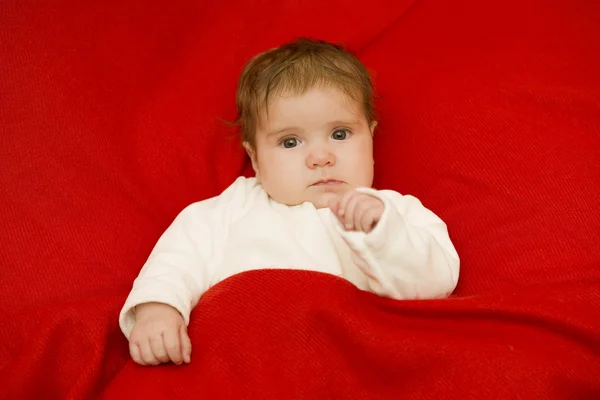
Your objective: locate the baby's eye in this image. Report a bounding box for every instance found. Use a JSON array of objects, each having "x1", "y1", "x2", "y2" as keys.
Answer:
[
  {"x1": 331, "y1": 129, "x2": 349, "y2": 140},
  {"x1": 281, "y1": 137, "x2": 299, "y2": 148}
]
